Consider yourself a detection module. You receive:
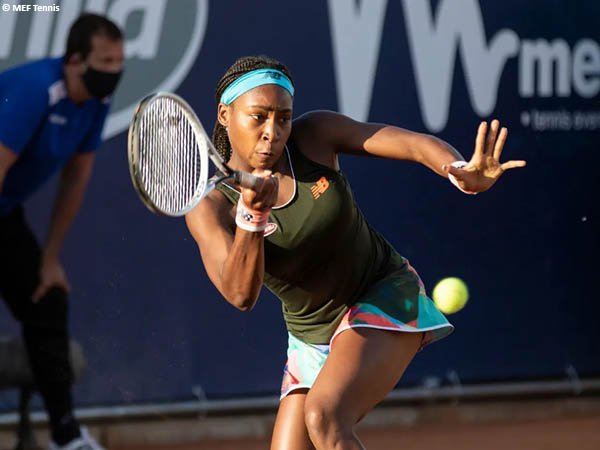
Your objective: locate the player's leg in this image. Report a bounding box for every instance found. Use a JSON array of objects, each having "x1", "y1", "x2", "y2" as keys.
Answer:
[
  {"x1": 271, "y1": 390, "x2": 315, "y2": 450},
  {"x1": 304, "y1": 328, "x2": 423, "y2": 450},
  {"x1": 0, "y1": 208, "x2": 80, "y2": 445},
  {"x1": 272, "y1": 331, "x2": 329, "y2": 449}
]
